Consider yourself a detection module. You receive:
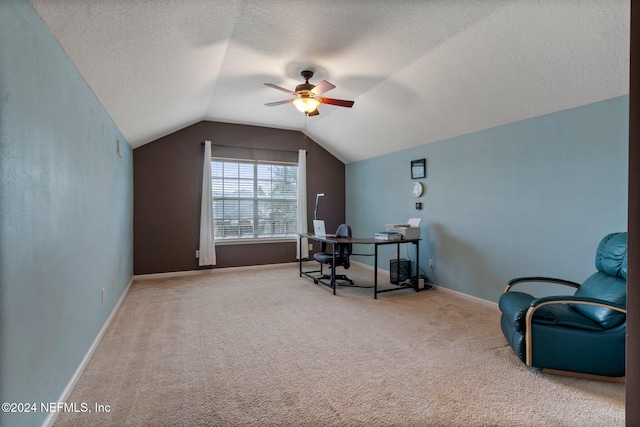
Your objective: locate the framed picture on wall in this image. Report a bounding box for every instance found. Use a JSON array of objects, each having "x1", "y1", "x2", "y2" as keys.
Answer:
[{"x1": 411, "y1": 159, "x2": 426, "y2": 179}]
